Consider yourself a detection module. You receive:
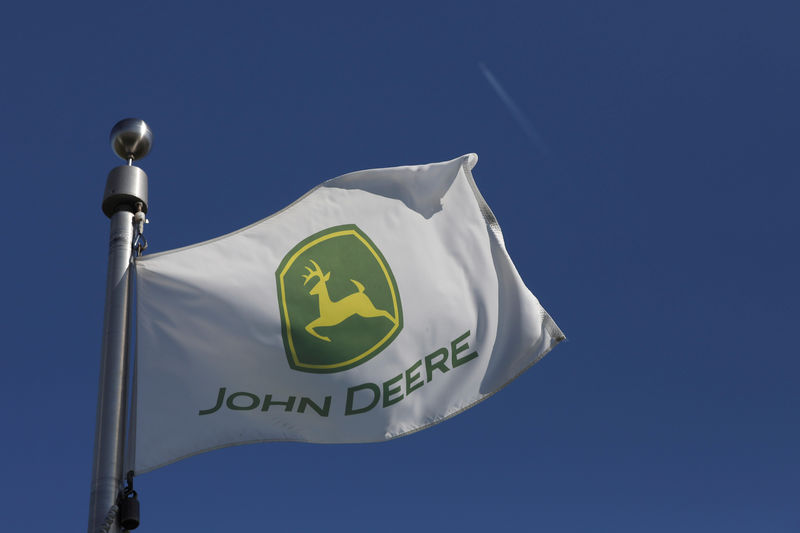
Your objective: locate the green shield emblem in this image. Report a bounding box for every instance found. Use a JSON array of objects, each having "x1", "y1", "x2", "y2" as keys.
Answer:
[{"x1": 276, "y1": 224, "x2": 403, "y2": 373}]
